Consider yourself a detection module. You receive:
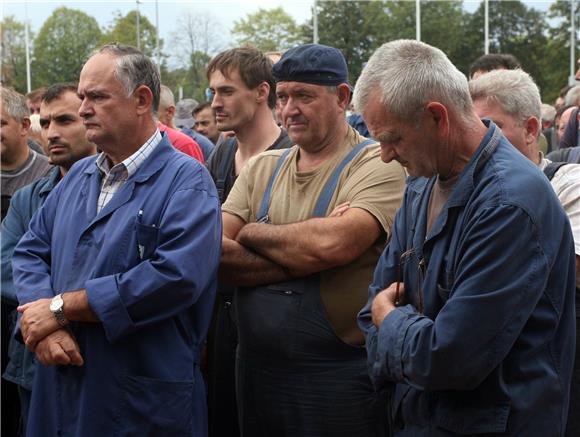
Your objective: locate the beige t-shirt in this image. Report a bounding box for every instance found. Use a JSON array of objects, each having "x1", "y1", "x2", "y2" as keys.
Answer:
[{"x1": 223, "y1": 127, "x2": 406, "y2": 345}]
